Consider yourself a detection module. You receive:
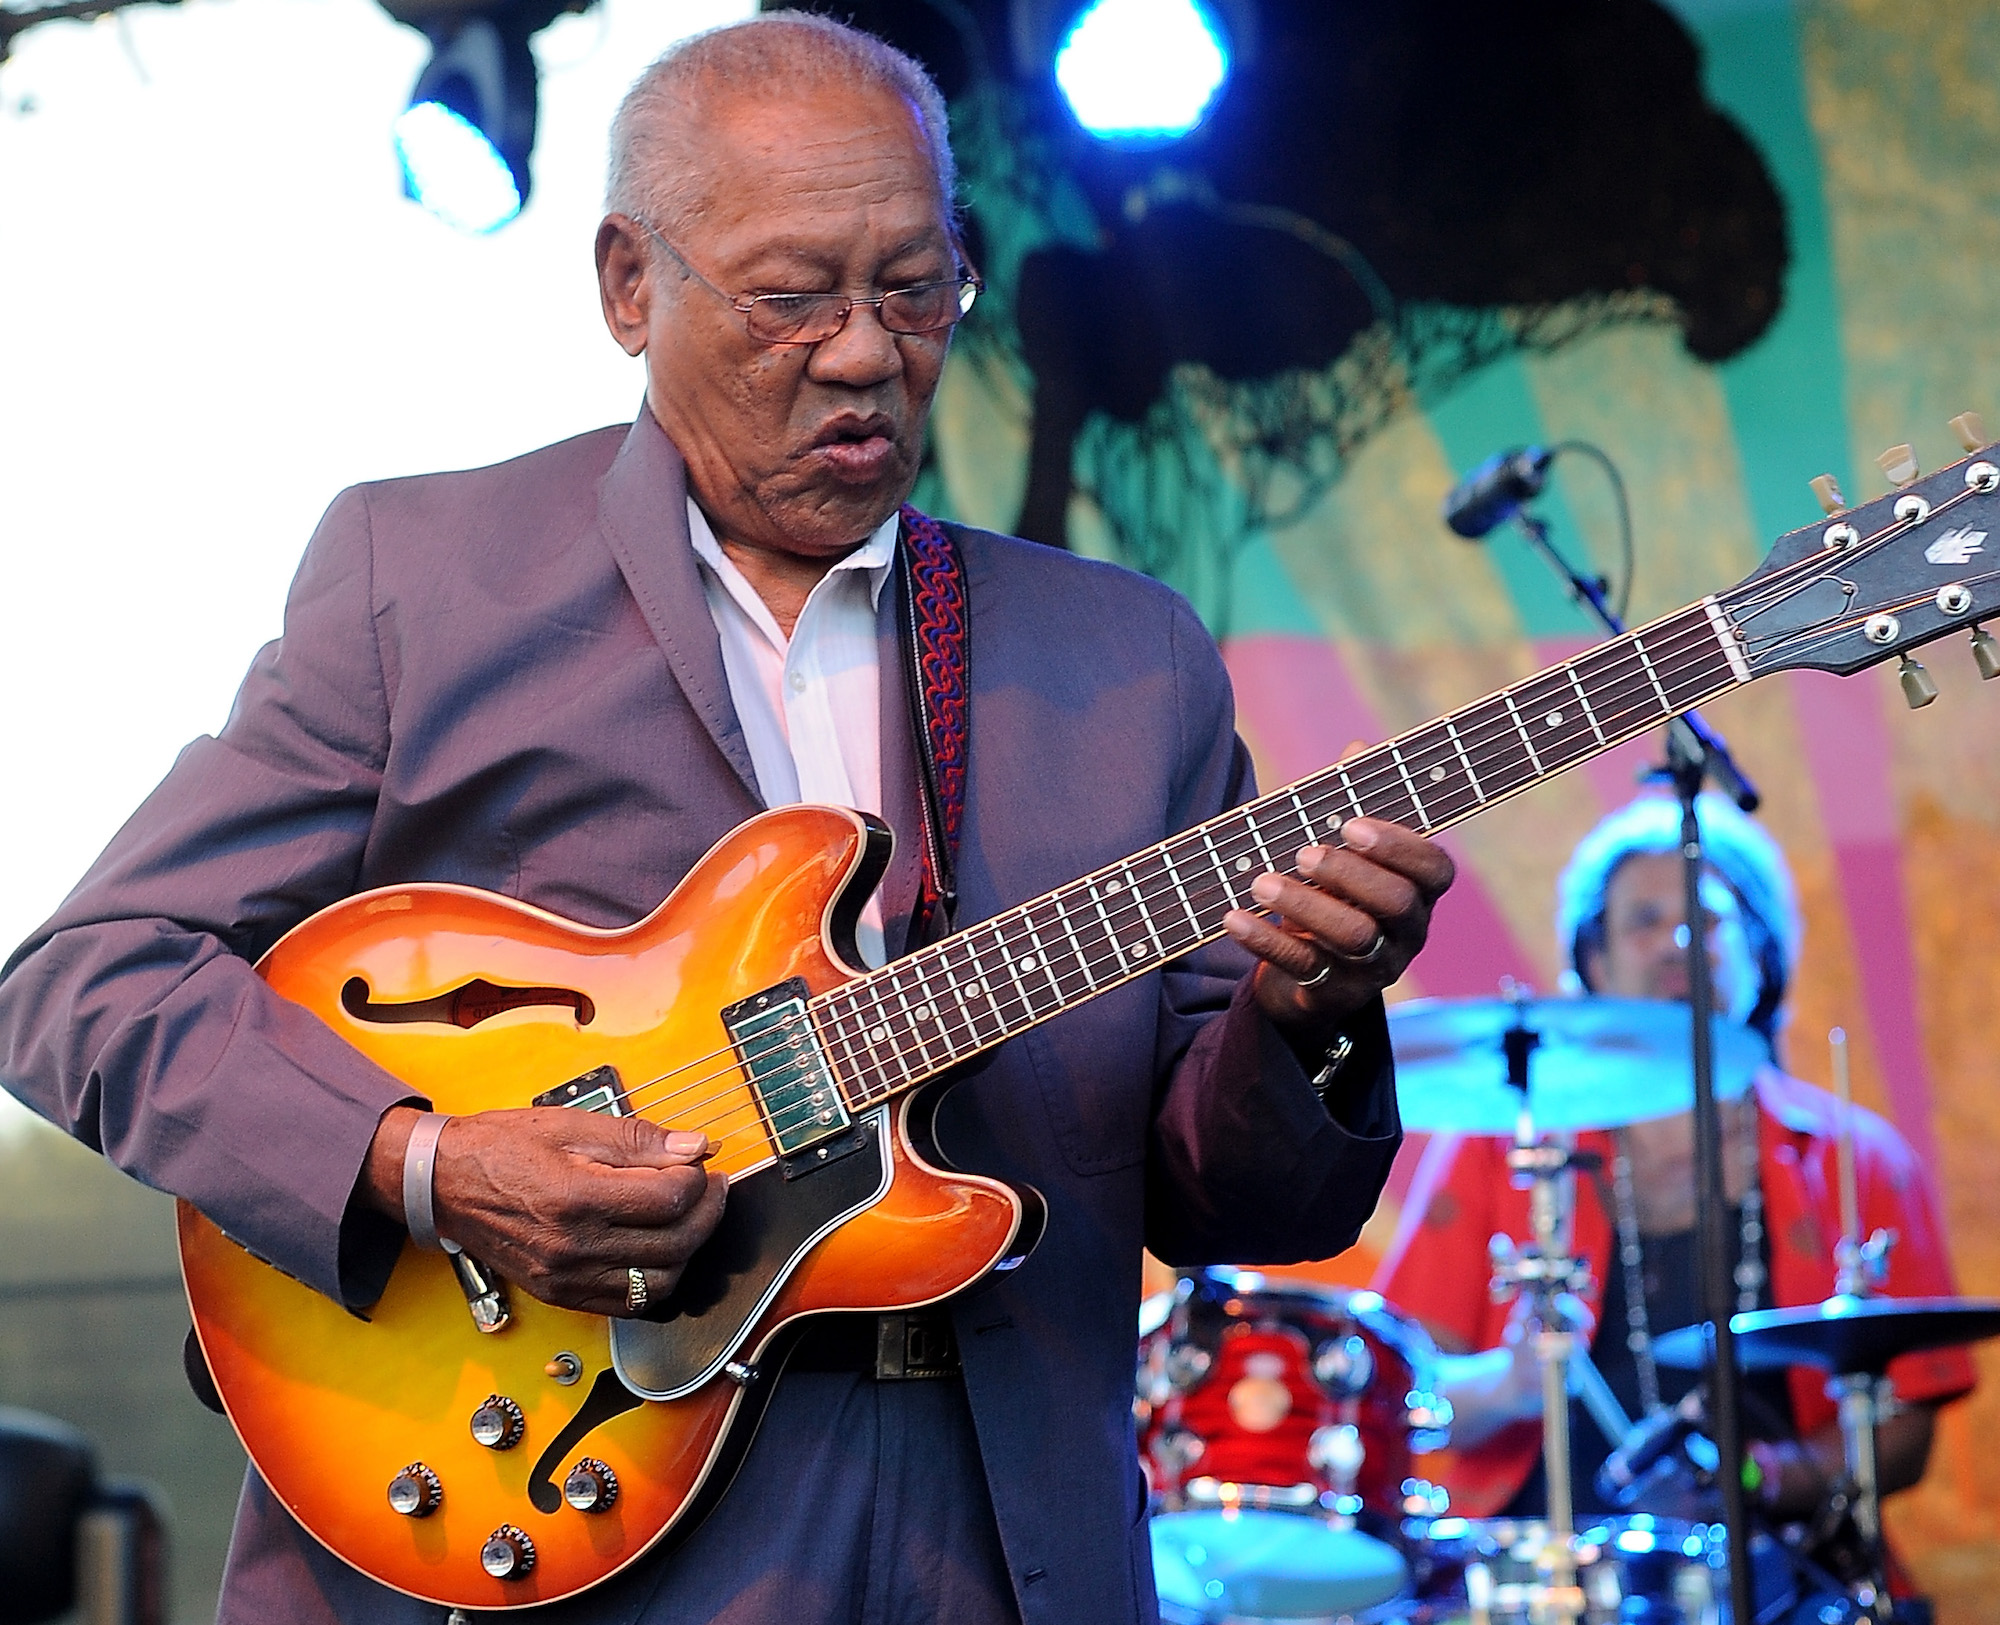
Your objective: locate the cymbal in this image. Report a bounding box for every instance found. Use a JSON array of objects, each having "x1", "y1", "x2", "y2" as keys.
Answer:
[
  {"x1": 1387, "y1": 996, "x2": 1765, "y2": 1133},
  {"x1": 1651, "y1": 1295, "x2": 2000, "y2": 1376}
]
